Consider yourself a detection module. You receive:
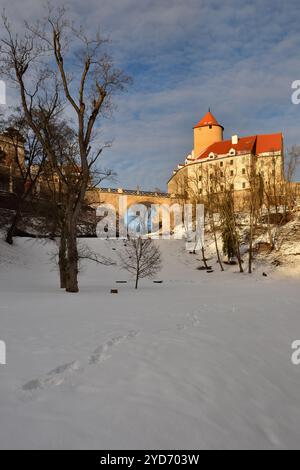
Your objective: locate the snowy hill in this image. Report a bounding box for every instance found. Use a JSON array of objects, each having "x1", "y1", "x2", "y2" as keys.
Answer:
[{"x1": 0, "y1": 236, "x2": 300, "y2": 449}]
